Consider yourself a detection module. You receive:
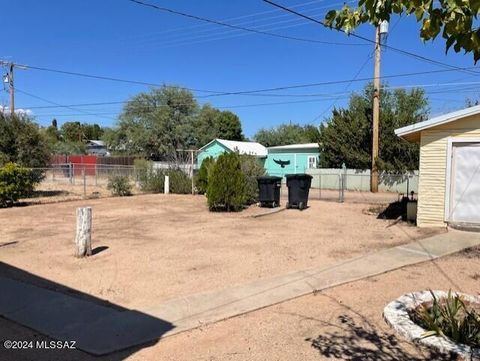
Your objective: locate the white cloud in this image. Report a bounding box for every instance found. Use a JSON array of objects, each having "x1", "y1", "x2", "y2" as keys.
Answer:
[{"x1": 0, "y1": 106, "x2": 33, "y2": 116}]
